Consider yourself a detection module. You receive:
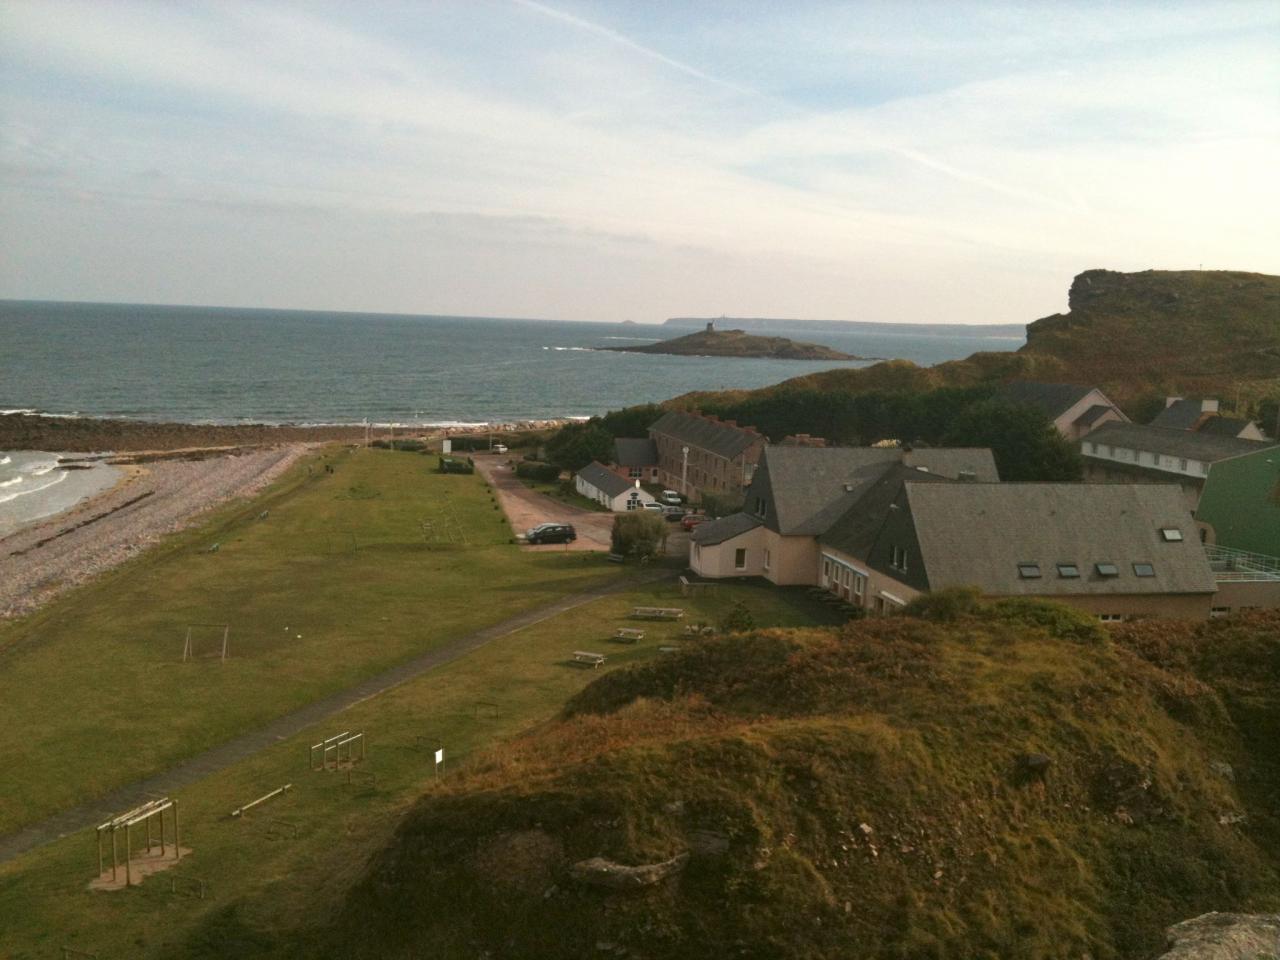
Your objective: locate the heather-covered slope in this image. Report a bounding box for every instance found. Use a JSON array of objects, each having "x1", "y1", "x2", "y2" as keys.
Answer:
[{"x1": 314, "y1": 602, "x2": 1280, "y2": 960}]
